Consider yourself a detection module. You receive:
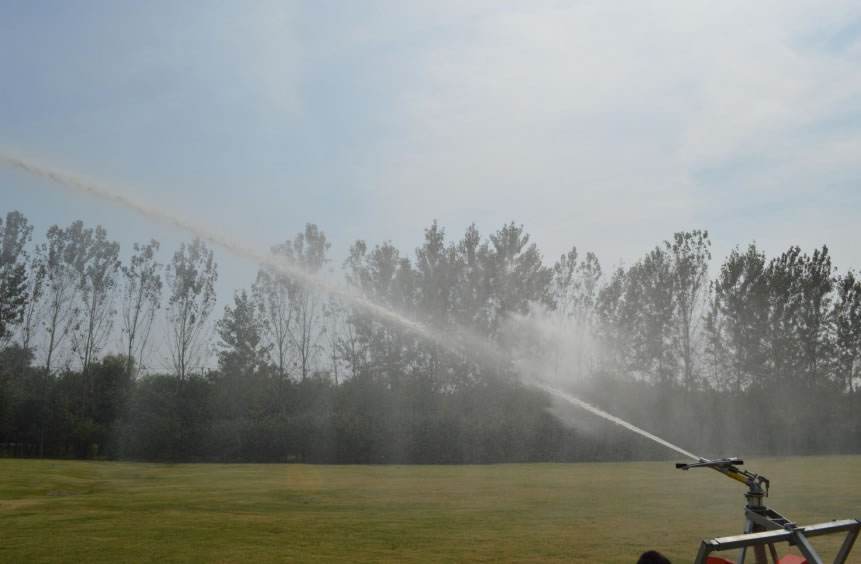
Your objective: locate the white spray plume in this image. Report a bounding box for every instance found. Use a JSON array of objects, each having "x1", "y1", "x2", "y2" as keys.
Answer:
[
  {"x1": 0, "y1": 152, "x2": 436, "y2": 339},
  {"x1": 504, "y1": 307, "x2": 601, "y2": 385},
  {"x1": 1, "y1": 151, "x2": 701, "y2": 460},
  {"x1": 504, "y1": 306, "x2": 700, "y2": 461}
]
